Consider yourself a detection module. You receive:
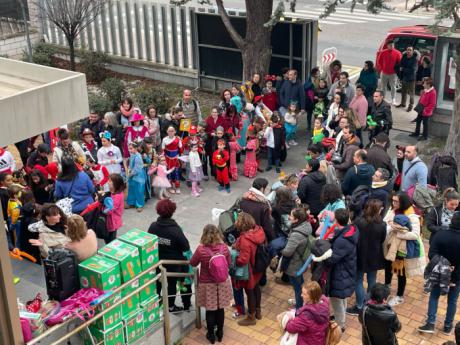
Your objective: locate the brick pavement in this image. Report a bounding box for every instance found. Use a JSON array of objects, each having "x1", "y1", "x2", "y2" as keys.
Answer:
[{"x1": 184, "y1": 251, "x2": 459, "y2": 345}]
